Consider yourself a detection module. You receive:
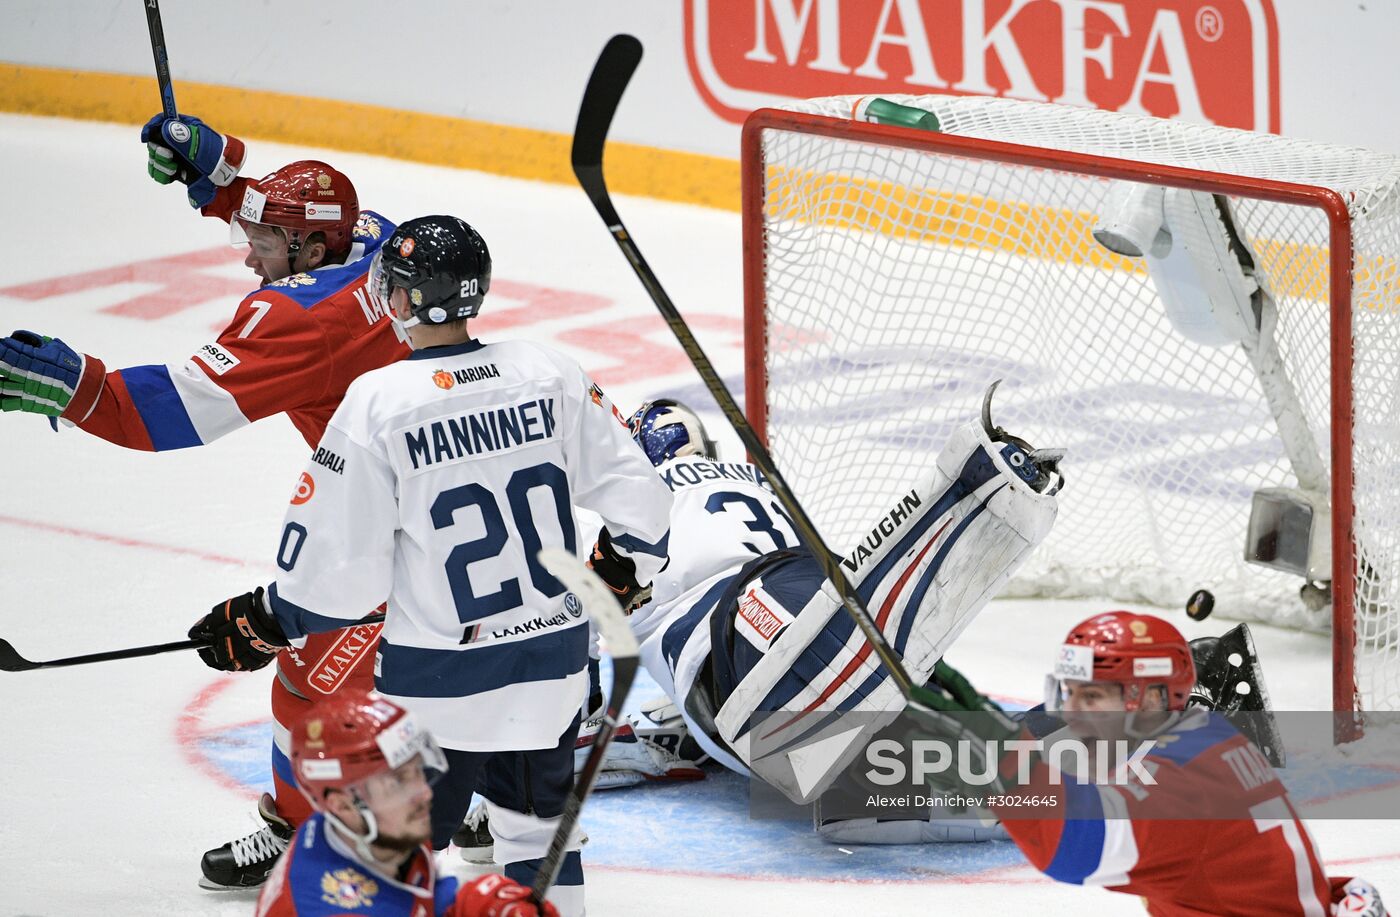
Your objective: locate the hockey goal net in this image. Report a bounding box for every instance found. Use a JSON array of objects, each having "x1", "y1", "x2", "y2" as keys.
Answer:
[{"x1": 741, "y1": 95, "x2": 1400, "y2": 726}]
